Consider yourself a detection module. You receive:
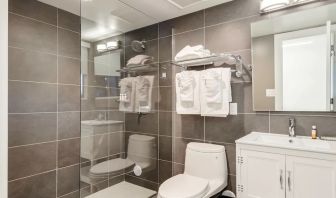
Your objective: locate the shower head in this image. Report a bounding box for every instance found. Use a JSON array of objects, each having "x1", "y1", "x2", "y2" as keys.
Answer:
[{"x1": 131, "y1": 40, "x2": 146, "y2": 52}]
